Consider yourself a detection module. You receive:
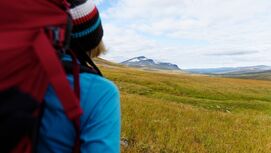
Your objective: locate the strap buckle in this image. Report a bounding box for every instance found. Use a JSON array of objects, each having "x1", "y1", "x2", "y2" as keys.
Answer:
[
  {"x1": 45, "y1": 26, "x2": 67, "y2": 53},
  {"x1": 45, "y1": 14, "x2": 73, "y2": 53}
]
